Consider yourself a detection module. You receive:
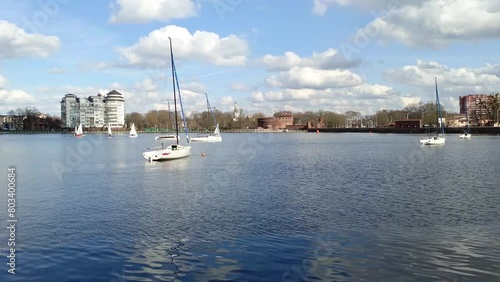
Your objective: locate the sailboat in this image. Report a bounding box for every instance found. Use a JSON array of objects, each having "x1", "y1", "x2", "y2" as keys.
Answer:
[
  {"x1": 142, "y1": 37, "x2": 191, "y2": 161},
  {"x1": 74, "y1": 124, "x2": 84, "y2": 137},
  {"x1": 190, "y1": 93, "x2": 222, "y2": 143},
  {"x1": 420, "y1": 78, "x2": 445, "y2": 145},
  {"x1": 459, "y1": 111, "x2": 472, "y2": 139},
  {"x1": 107, "y1": 123, "x2": 113, "y2": 137},
  {"x1": 155, "y1": 100, "x2": 178, "y2": 141},
  {"x1": 129, "y1": 123, "x2": 138, "y2": 138}
]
